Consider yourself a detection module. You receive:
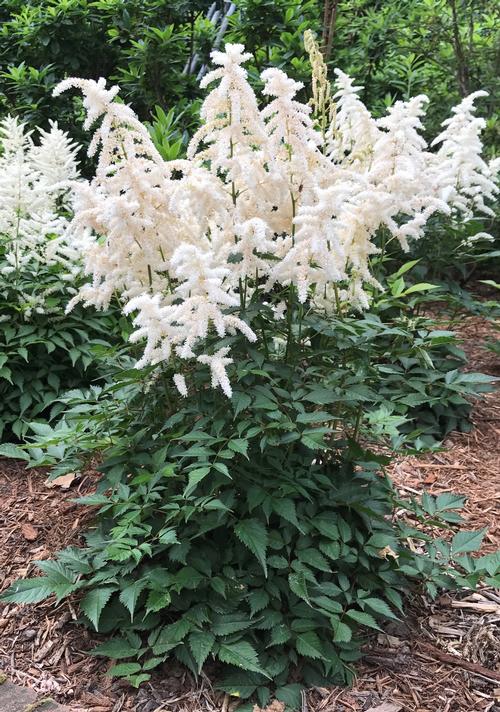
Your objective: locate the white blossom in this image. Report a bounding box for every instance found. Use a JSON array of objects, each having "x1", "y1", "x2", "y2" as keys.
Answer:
[
  {"x1": 54, "y1": 42, "x2": 498, "y2": 396},
  {"x1": 0, "y1": 116, "x2": 82, "y2": 313}
]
